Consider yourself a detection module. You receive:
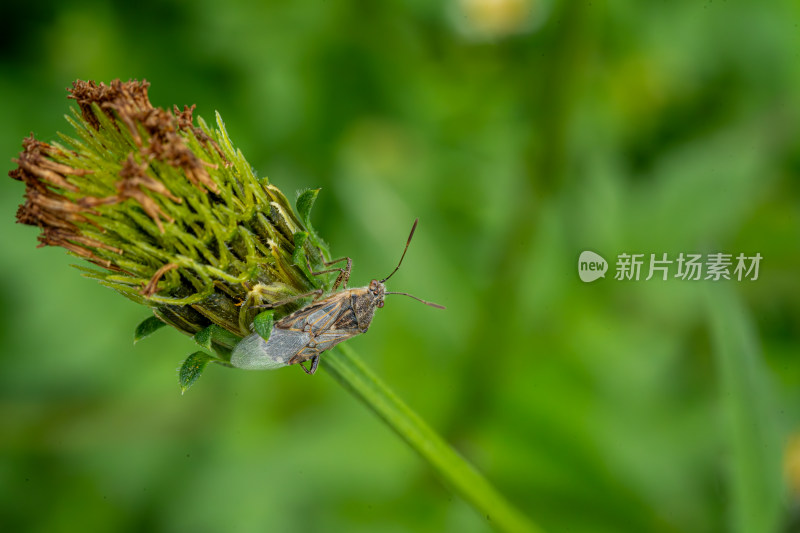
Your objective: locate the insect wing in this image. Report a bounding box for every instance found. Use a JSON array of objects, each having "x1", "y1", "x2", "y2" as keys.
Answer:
[
  {"x1": 277, "y1": 296, "x2": 343, "y2": 334},
  {"x1": 314, "y1": 329, "x2": 358, "y2": 352},
  {"x1": 230, "y1": 327, "x2": 311, "y2": 370},
  {"x1": 276, "y1": 291, "x2": 364, "y2": 354}
]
